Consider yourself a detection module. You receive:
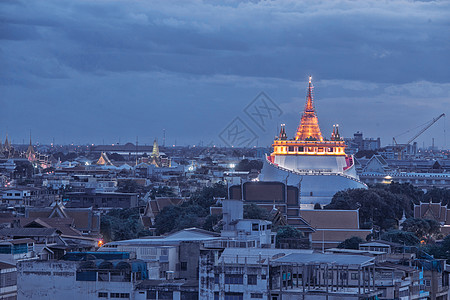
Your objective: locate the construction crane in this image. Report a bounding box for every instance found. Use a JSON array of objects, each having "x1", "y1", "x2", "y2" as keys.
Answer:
[{"x1": 392, "y1": 113, "x2": 445, "y2": 159}]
